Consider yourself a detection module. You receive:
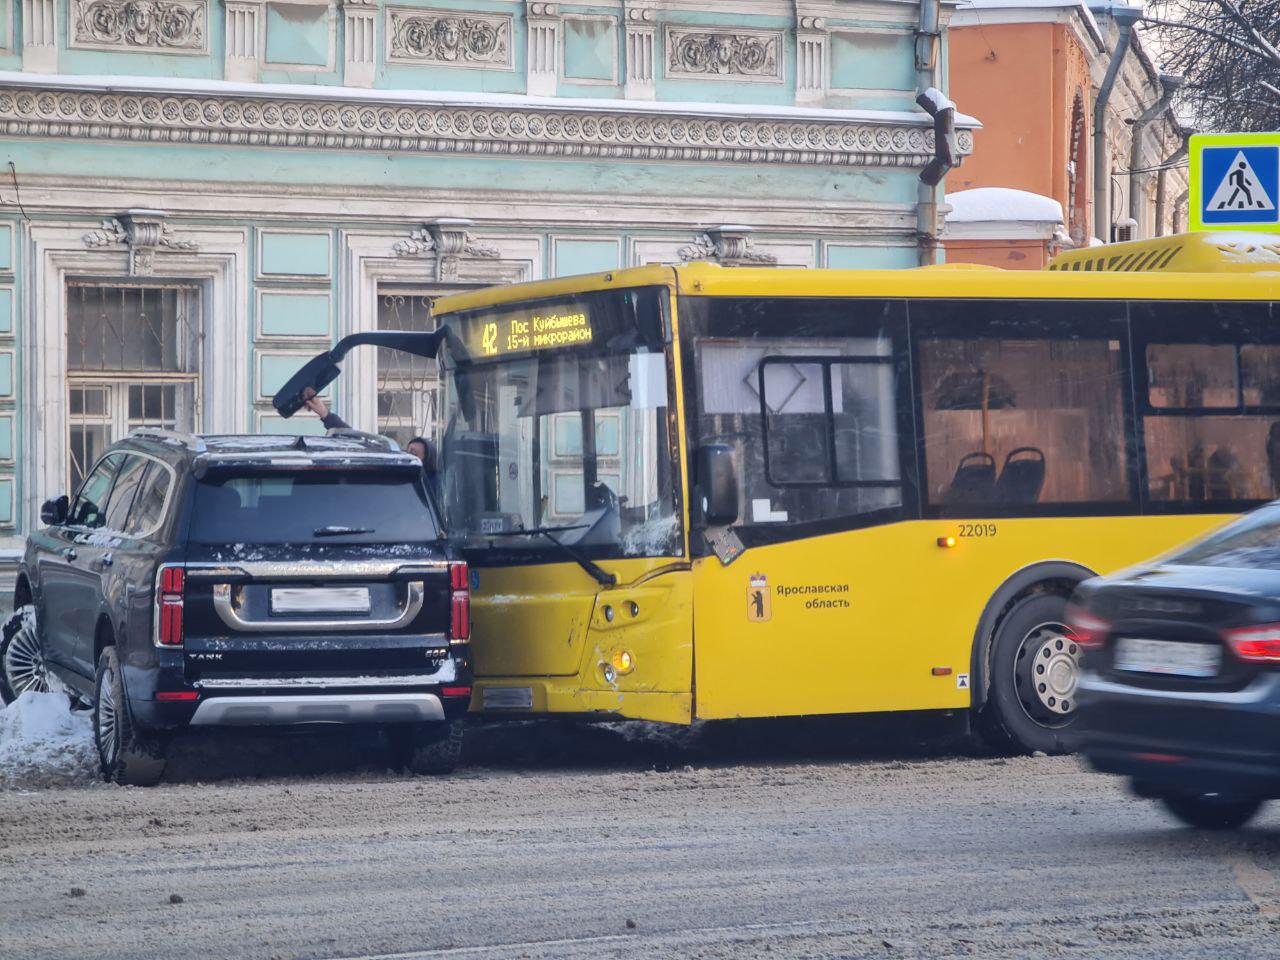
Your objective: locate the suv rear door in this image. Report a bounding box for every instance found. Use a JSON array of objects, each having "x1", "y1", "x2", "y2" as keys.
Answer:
[{"x1": 178, "y1": 466, "x2": 454, "y2": 686}]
